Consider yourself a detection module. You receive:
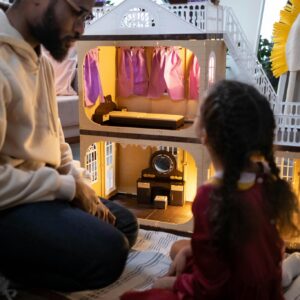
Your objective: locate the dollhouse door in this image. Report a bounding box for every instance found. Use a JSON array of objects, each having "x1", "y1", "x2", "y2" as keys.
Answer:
[{"x1": 105, "y1": 141, "x2": 116, "y2": 196}]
